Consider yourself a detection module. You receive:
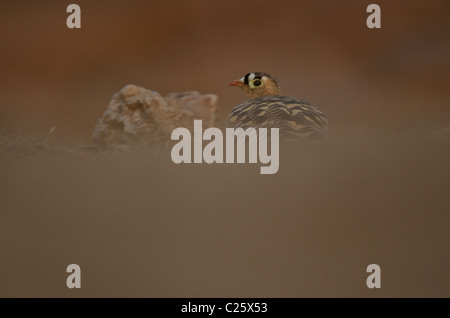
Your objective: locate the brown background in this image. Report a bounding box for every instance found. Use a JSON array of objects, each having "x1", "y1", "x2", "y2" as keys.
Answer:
[
  {"x1": 1, "y1": 0, "x2": 449, "y2": 142},
  {"x1": 0, "y1": 0, "x2": 449, "y2": 297}
]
